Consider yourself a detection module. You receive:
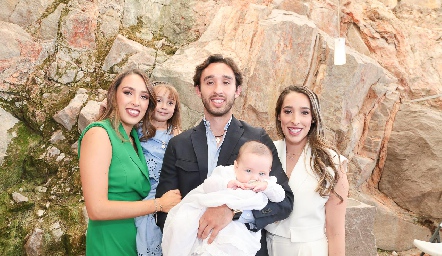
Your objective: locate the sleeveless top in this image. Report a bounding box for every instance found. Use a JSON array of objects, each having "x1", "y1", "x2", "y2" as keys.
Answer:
[{"x1": 78, "y1": 119, "x2": 150, "y2": 255}]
